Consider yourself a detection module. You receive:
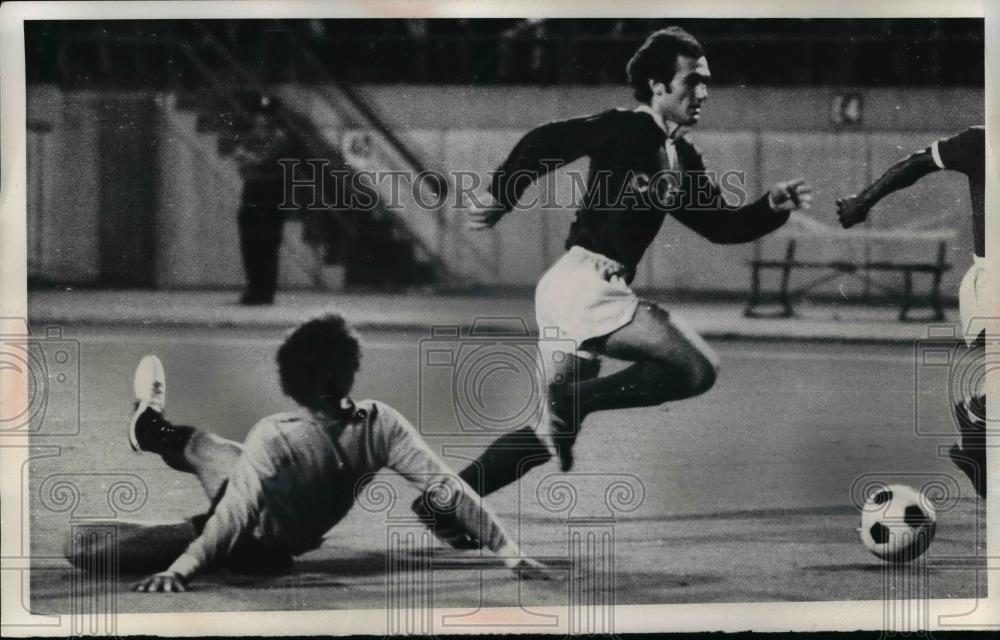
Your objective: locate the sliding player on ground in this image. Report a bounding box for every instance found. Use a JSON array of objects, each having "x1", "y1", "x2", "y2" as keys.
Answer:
[
  {"x1": 836, "y1": 126, "x2": 987, "y2": 497},
  {"x1": 65, "y1": 314, "x2": 550, "y2": 591},
  {"x1": 415, "y1": 27, "x2": 814, "y2": 544}
]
